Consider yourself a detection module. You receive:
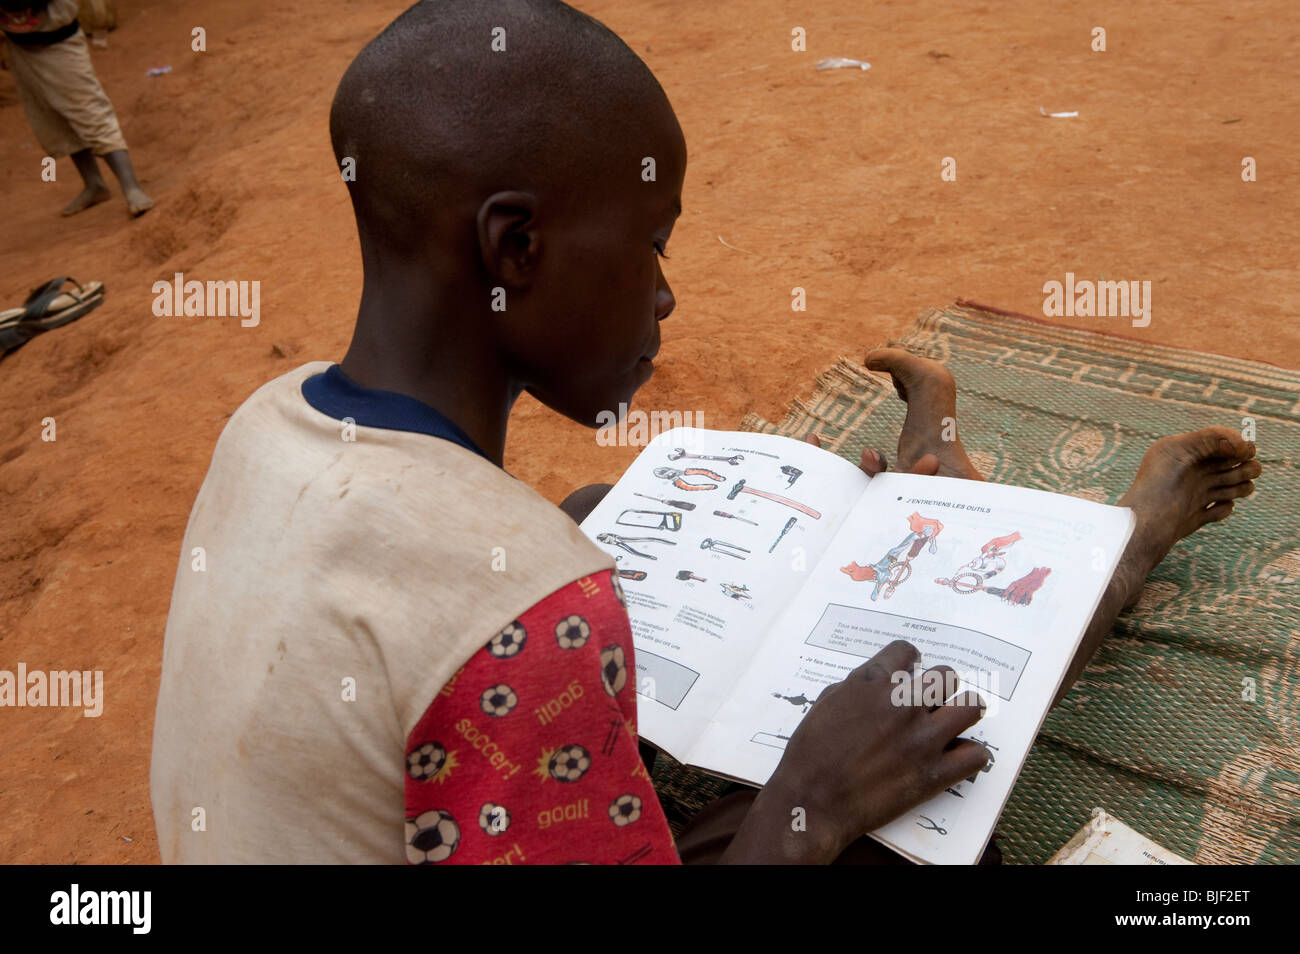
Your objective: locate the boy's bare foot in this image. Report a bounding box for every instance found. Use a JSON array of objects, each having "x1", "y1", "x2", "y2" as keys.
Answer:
[
  {"x1": 1113, "y1": 427, "x2": 1259, "y2": 608},
  {"x1": 125, "y1": 187, "x2": 155, "y2": 217},
  {"x1": 60, "y1": 184, "x2": 112, "y2": 216},
  {"x1": 865, "y1": 347, "x2": 984, "y2": 480}
]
